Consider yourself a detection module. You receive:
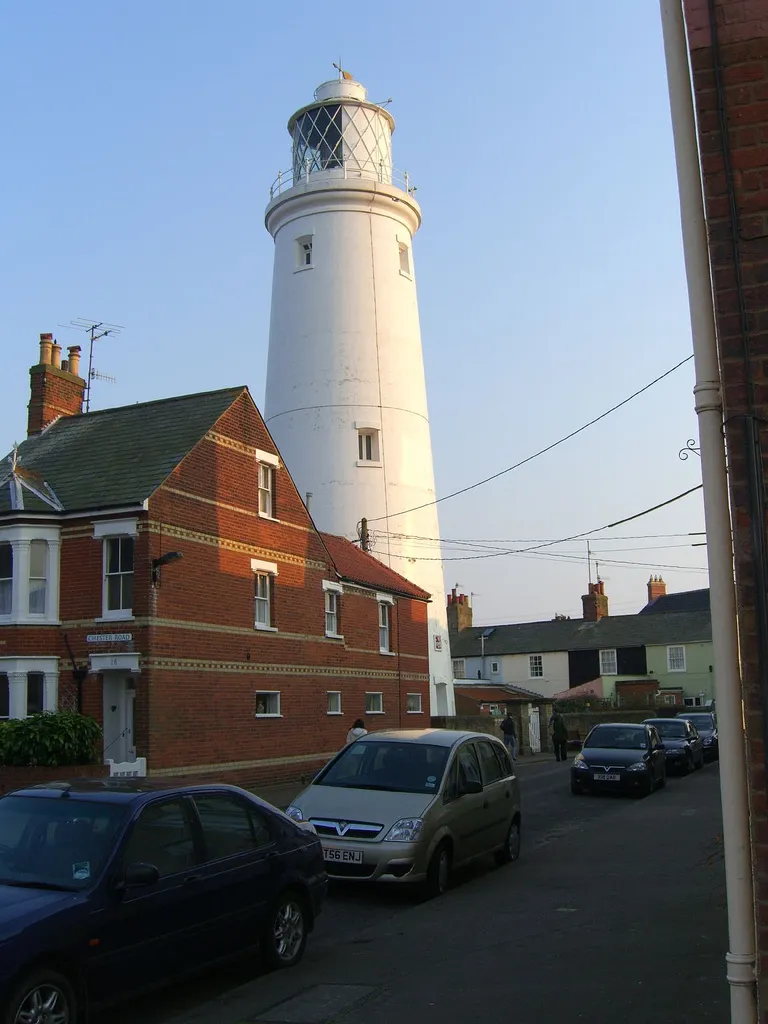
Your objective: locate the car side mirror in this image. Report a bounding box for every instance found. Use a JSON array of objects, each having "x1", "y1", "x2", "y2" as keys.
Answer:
[
  {"x1": 120, "y1": 862, "x2": 160, "y2": 889},
  {"x1": 460, "y1": 779, "x2": 483, "y2": 796}
]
